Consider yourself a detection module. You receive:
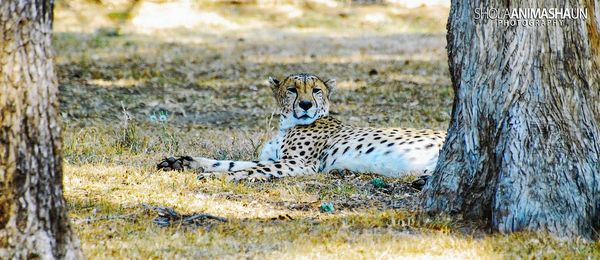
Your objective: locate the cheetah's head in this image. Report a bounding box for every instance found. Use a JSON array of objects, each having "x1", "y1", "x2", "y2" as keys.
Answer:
[{"x1": 268, "y1": 73, "x2": 336, "y2": 129}]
